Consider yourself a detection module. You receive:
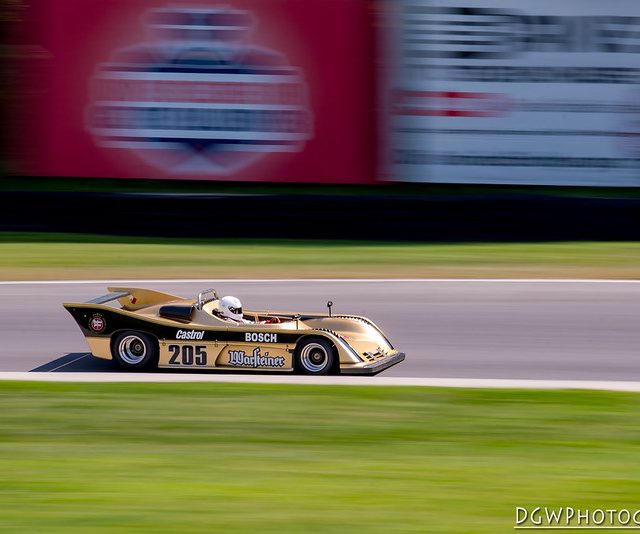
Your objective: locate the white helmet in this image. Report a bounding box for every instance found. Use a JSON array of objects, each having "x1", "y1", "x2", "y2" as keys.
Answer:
[{"x1": 218, "y1": 296, "x2": 243, "y2": 321}]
